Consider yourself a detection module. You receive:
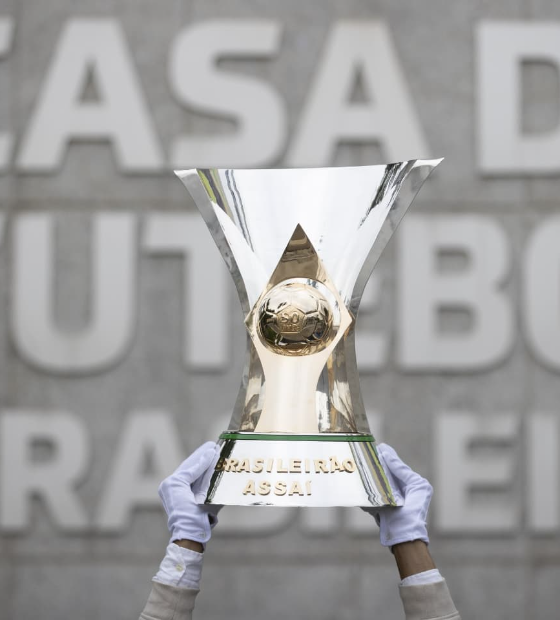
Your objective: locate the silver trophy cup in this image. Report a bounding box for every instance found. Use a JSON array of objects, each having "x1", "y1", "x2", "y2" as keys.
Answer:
[{"x1": 176, "y1": 160, "x2": 441, "y2": 507}]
